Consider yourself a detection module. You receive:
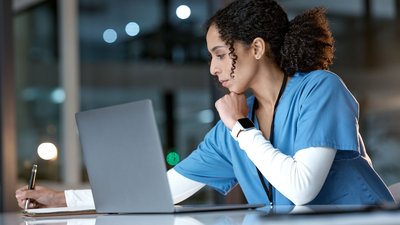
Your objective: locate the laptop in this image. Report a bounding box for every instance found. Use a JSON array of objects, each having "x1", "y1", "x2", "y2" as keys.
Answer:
[{"x1": 75, "y1": 99, "x2": 265, "y2": 213}]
